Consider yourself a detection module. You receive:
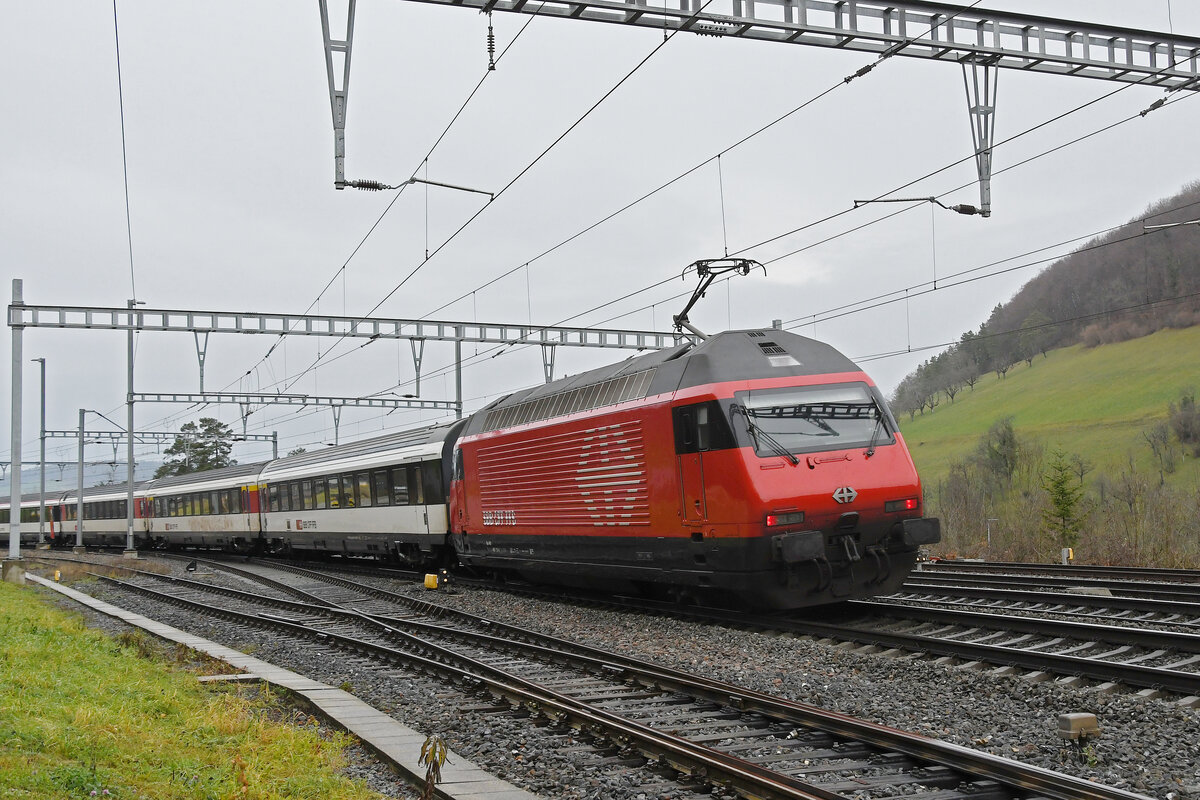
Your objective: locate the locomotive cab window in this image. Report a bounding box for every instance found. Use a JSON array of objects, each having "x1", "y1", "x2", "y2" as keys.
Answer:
[
  {"x1": 735, "y1": 382, "x2": 892, "y2": 457},
  {"x1": 673, "y1": 401, "x2": 736, "y2": 455}
]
